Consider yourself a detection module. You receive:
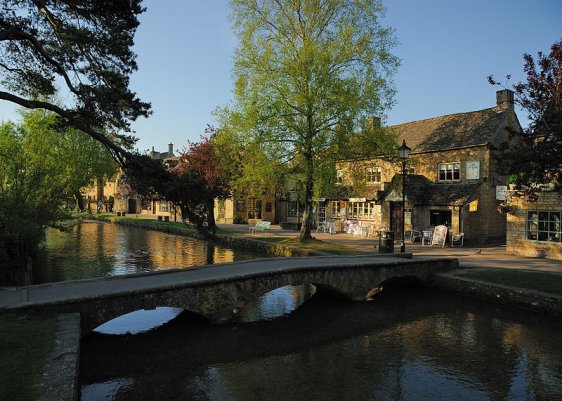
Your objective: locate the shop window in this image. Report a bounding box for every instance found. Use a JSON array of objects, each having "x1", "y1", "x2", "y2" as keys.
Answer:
[
  {"x1": 348, "y1": 202, "x2": 376, "y2": 219},
  {"x1": 438, "y1": 163, "x2": 460, "y2": 181},
  {"x1": 429, "y1": 210, "x2": 451, "y2": 226},
  {"x1": 526, "y1": 211, "x2": 561, "y2": 242}
]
